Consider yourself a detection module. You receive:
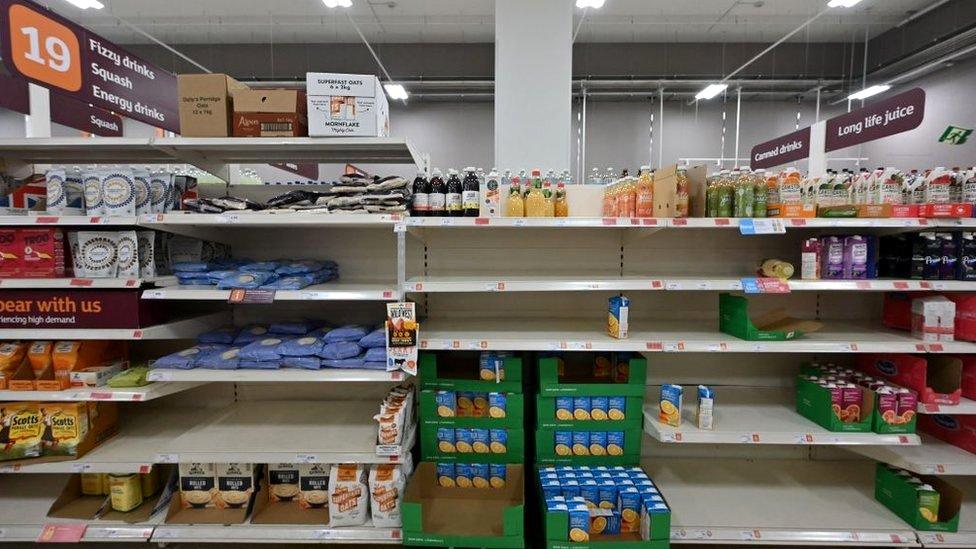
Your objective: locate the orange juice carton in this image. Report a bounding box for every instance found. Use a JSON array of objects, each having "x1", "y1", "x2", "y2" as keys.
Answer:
[
  {"x1": 841, "y1": 383, "x2": 862, "y2": 423},
  {"x1": 590, "y1": 397, "x2": 609, "y2": 421},
  {"x1": 696, "y1": 385, "x2": 715, "y2": 430},
  {"x1": 641, "y1": 501, "x2": 671, "y2": 541},
  {"x1": 876, "y1": 387, "x2": 898, "y2": 424},
  {"x1": 897, "y1": 388, "x2": 918, "y2": 422},
  {"x1": 555, "y1": 397, "x2": 574, "y2": 420},
  {"x1": 455, "y1": 429, "x2": 473, "y2": 453},
  {"x1": 608, "y1": 396, "x2": 627, "y2": 420},
  {"x1": 541, "y1": 478, "x2": 561, "y2": 499},
  {"x1": 489, "y1": 464, "x2": 506, "y2": 489},
  {"x1": 561, "y1": 479, "x2": 581, "y2": 499},
  {"x1": 659, "y1": 384, "x2": 683, "y2": 427},
  {"x1": 618, "y1": 487, "x2": 642, "y2": 533},
  {"x1": 454, "y1": 463, "x2": 473, "y2": 488},
  {"x1": 456, "y1": 391, "x2": 475, "y2": 417},
  {"x1": 436, "y1": 463, "x2": 456, "y2": 487},
  {"x1": 487, "y1": 392, "x2": 507, "y2": 418},
  {"x1": 593, "y1": 354, "x2": 612, "y2": 378},
  {"x1": 554, "y1": 431, "x2": 572, "y2": 456},
  {"x1": 598, "y1": 480, "x2": 617, "y2": 510},
  {"x1": 607, "y1": 431, "x2": 626, "y2": 456},
  {"x1": 589, "y1": 431, "x2": 608, "y2": 456},
  {"x1": 436, "y1": 427, "x2": 455, "y2": 453},
  {"x1": 573, "y1": 397, "x2": 592, "y2": 420},
  {"x1": 471, "y1": 464, "x2": 490, "y2": 489},
  {"x1": 471, "y1": 392, "x2": 489, "y2": 417},
  {"x1": 489, "y1": 428, "x2": 508, "y2": 453},
  {"x1": 568, "y1": 506, "x2": 590, "y2": 543},
  {"x1": 471, "y1": 428, "x2": 490, "y2": 453},
  {"x1": 613, "y1": 353, "x2": 633, "y2": 383},
  {"x1": 434, "y1": 391, "x2": 456, "y2": 417},
  {"x1": 546, "y1": 495, "x2": 566, "y2": 511},
  {"x1": 571, "y1": 431, "x2": 590, "y2": 456},
  {"x1": 589, "y1": 507, "x2": 613, "y2": 535},
  {"x1": 823, "y1": 382, "x2": 843, "y2": 420},
  {"x1": 478, "y1": 351, "x2": 505, "y2": 381},
  {"x1": 608, "y1": 296, "x2": 630, "y2": 339},
  {"x1": 580, "y1": 479, "x2": 599, "y2": 509}
]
